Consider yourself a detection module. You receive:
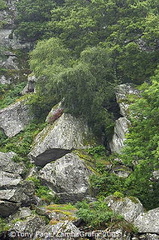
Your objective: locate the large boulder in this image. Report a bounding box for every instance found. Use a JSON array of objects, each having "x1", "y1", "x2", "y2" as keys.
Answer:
[
  {"x1": 134, "y1": 208, "x2": 159, "y2": 234},
  {"x1": 39, "y1": 152, "x2": 92, "y2": 203},
  {"x1": 105, "y1": 196, "x2": 144, "y2": 223},
  {"x1": 109, "y1": 117, "x2": 130, "y2": 154},
  {"x1": 0, "y1": 100, "x2": 33, "y2": 137},
  {"x1": 29, "y1": 113, "x2": 95, "y2": 166}
]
